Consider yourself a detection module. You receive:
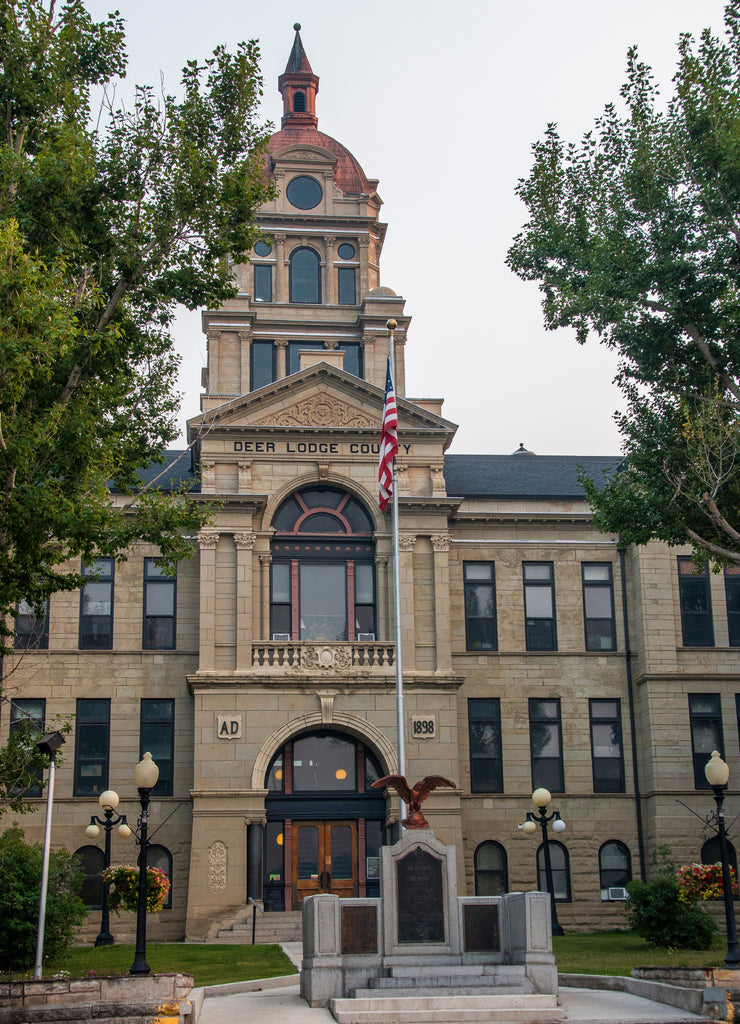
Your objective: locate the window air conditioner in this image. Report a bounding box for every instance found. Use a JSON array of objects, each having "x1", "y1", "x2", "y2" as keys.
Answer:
[
  {"x1": 607, "y1": 886, "x2": 629, "y2": 901},
  {"x1": 357, "y1": 632, "x2": 376, "y2": 641},
  {"x1": 271, "y1": 633, "x2": 291, "y2": 642}
]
